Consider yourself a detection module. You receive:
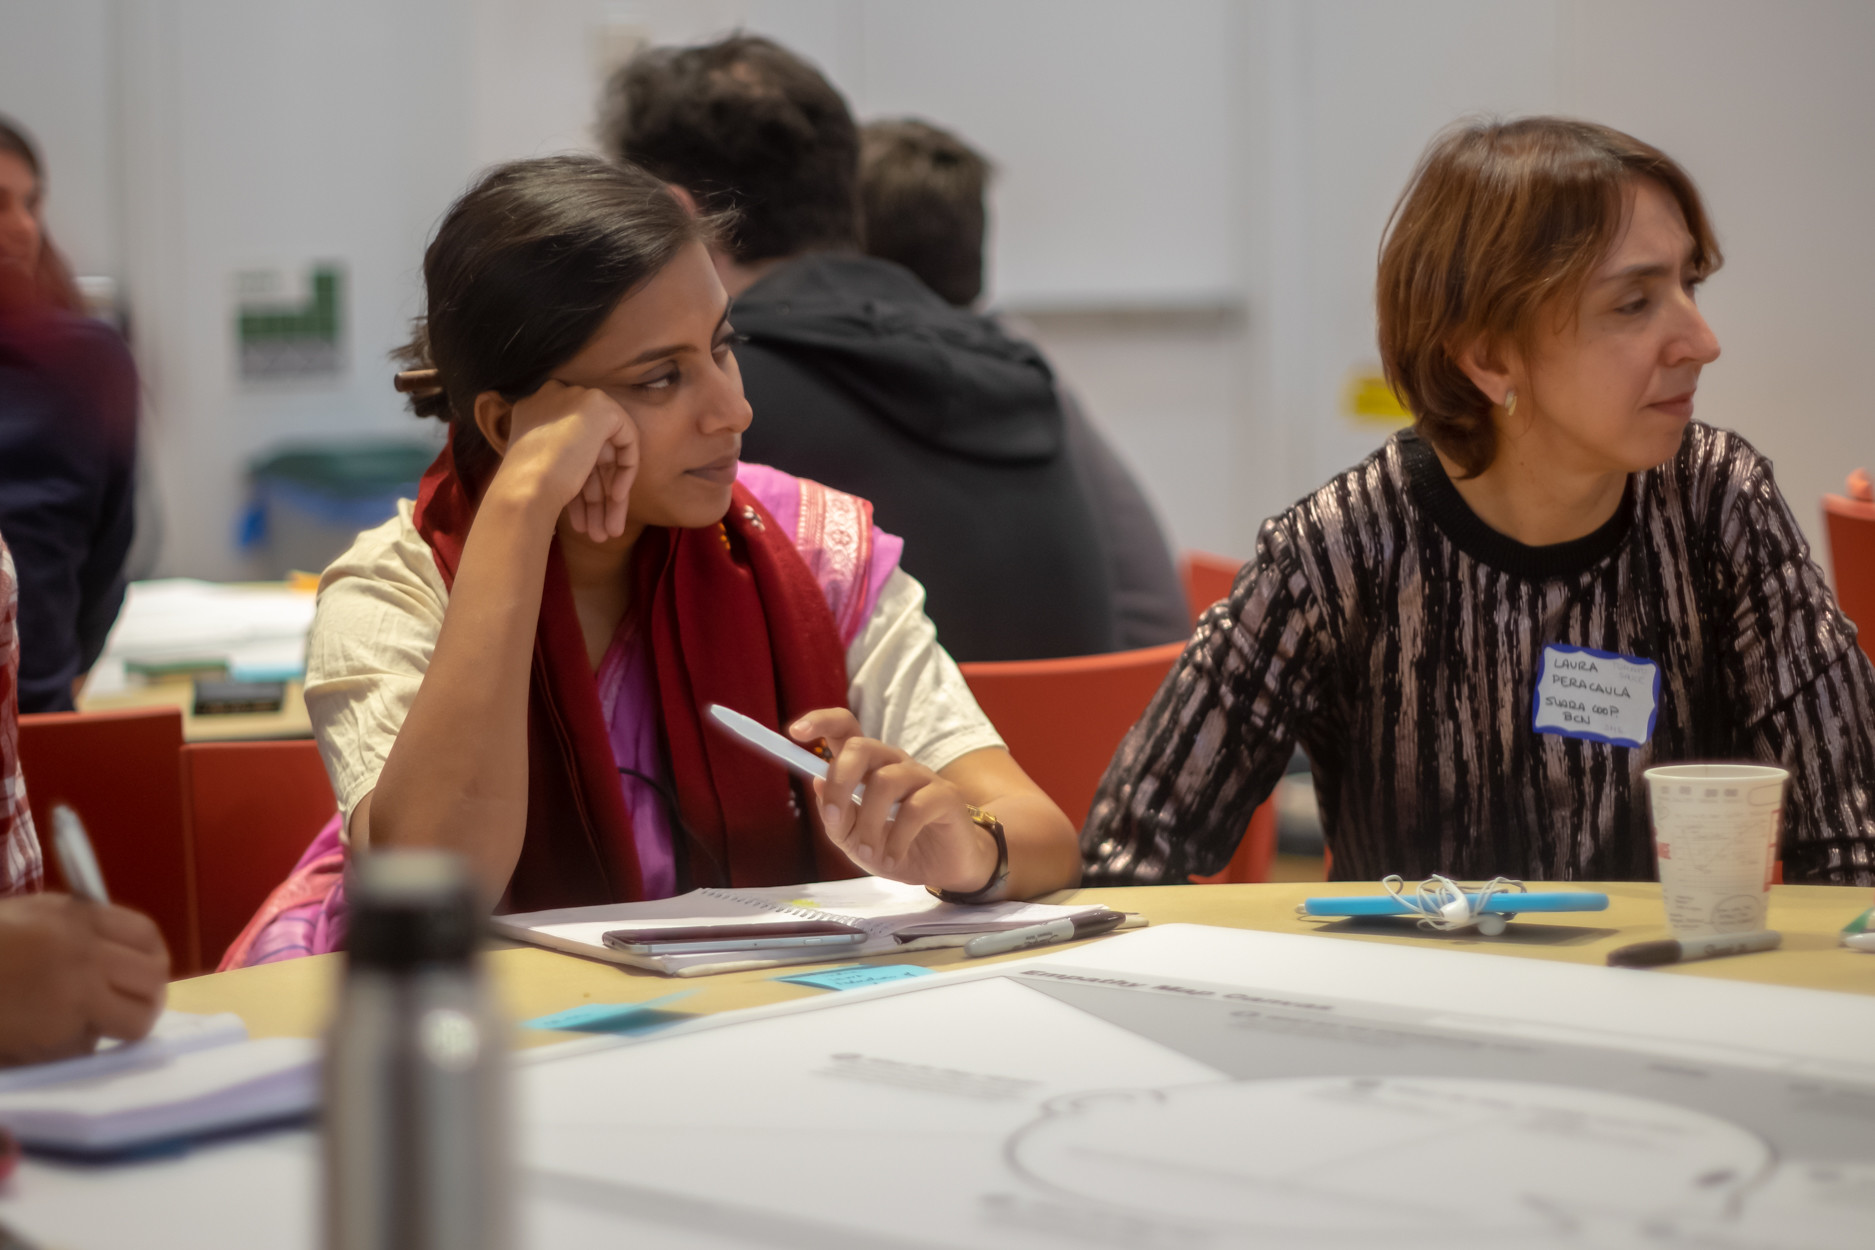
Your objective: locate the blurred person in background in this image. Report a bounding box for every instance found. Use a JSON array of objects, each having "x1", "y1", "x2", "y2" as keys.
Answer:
[
  {"x1": 0, "y1": 116, "x2": 138, "y2": 713},
  {"x1": 859, "y1": 119, "x2": 1187, "y2": 648},
  {"x1": 0, "y1": 530, "x2": 167, "y2": 1065},
  {"x1": 857, "y1": 119, "x2": 989, "y2": 310},
  {"x1": 603, "y1": 35, "x2": 1171, "y2": 662}
]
